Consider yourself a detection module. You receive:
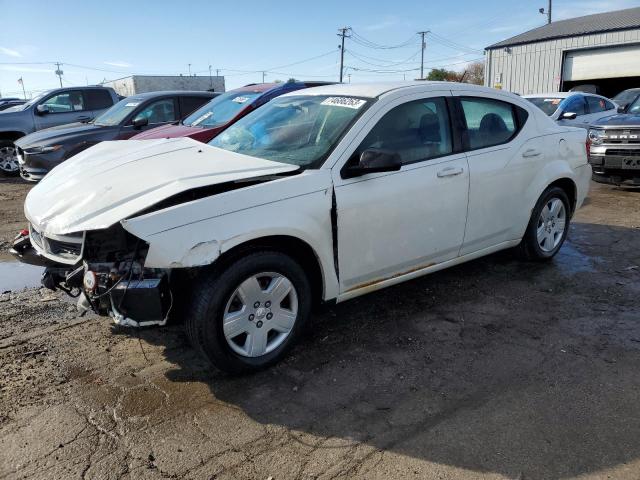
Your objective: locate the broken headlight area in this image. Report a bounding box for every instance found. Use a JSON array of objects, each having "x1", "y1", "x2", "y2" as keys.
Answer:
[{"x1": 43, "y1": 224, "x2": 173, "y2": 327}]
